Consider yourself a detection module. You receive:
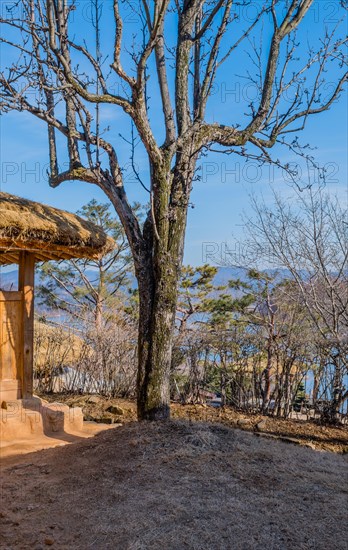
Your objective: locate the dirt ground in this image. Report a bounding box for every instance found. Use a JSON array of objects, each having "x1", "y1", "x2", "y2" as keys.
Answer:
[
  {"x1": 40, "y1": 393, "x2": 348, "y2": 454},
  {"x1": 1, "y1": 419, "x2": 347, "y2": 550}
]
